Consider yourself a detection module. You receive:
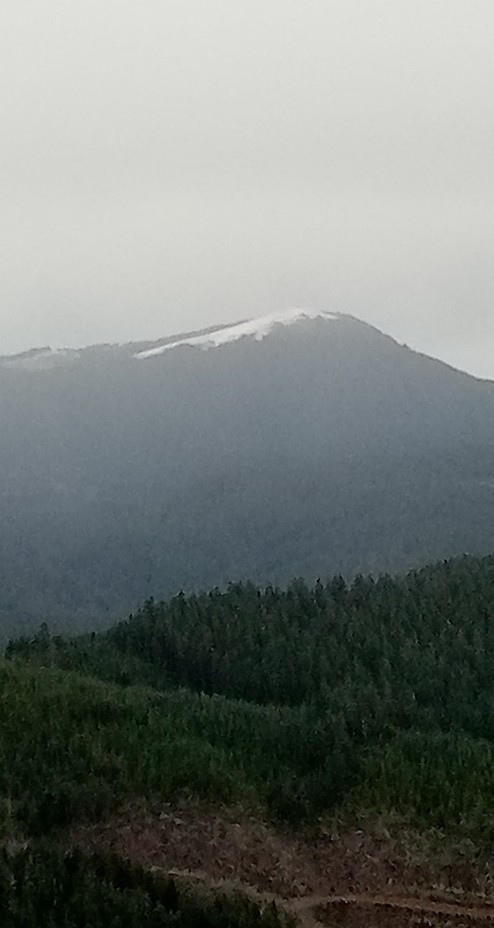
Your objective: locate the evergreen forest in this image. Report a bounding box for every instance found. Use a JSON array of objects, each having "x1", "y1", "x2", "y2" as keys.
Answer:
[{"x1": 4, "y1": 553, "x2": 494, "y2": 923}]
